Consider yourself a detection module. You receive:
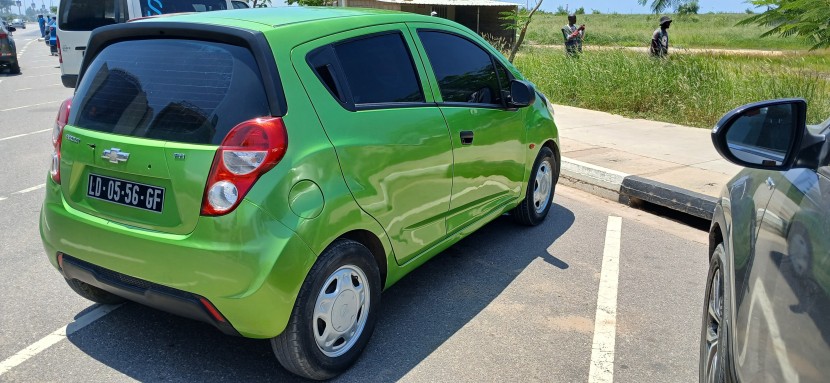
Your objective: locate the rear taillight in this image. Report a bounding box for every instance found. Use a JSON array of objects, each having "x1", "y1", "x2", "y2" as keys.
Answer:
[
  {"x1": 0, "y1": 33, "x2": 6, "y2": 39},
  {"x1": 50, "y1": 98, "x2": 72, "y2": 184},
  {"x1": 200, "y1": 117, "x2": 288, "y2": 216},
  {"x1": 57, "y1": 36, "x2": 62, "y2": 63}
]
